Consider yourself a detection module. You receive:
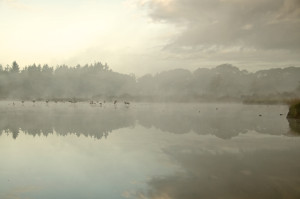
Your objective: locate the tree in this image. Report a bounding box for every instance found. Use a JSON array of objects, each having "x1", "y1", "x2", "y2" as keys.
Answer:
[
  {"x1": 11, "y1": 61, "x2": 20, "y2": 73},
  {"x1": 5, "y1": 64, "x2": 10, "y2": 72},
  {"x1": 42, "y1": 64, "x2": 53, "y2": 74}
]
